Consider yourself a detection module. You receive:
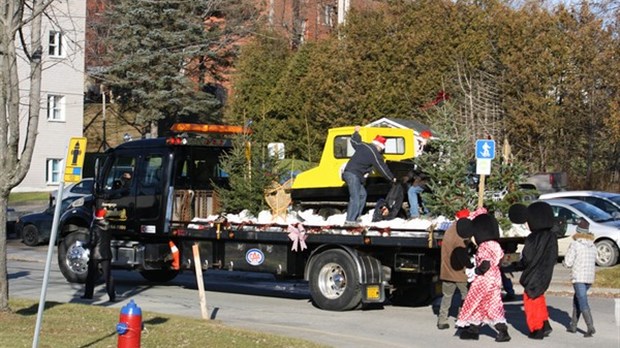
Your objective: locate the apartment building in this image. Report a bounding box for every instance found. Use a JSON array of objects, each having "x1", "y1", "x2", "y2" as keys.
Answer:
[{"x1": 14, "y1": 1, "x2": 86, "y2": 192}]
